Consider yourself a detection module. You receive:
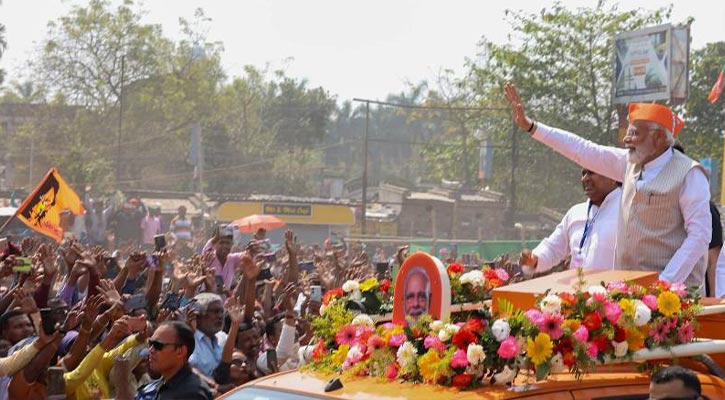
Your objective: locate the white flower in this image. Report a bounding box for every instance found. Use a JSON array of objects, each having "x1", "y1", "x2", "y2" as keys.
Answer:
[
  {"x1": 346, "y1": 345, "x2": 364, "y2": 362},
  {"x1": 352, "y1": 314, "x2": 374, "y2": 328},
  {"x1": 634, "y1": 300, "x2": 651, "y2": 326},
  {"x1": 460, "y1": 270, "x2": 485, "y2": 287},
  {"x1": 438, "y1": 323, "x2": 460, "y2": 342},
  {"x1": 550, "y1": 352, "x2": 566, "y2": 373},
  {"x1": 540, "y1": 294, "x2": 562, "y2": 315},
  {"x1": 396, "y1": 341, "x2": 418, "y2": 368},
  {"x1": 319, "y1": 304, "x2": 327, "y2": 316},
  {"x1": 429, "y1": 320, "x2": 444, "y2": 332},
  {"x1": 587, "y1": 285, "x2": 607, "y2": 298},
  {"x1": 467, "y1": 343, "x2": 486, "y2": 365},
  {"x1": 492, "y1": 365, "x2": 517, "y2": 385},
  {"x1": 491, "y1": 319, "x2": 511, "y2": 342},
  {"x1": 612, "y1": 340, "x2": 629, "y2": 358},
  {"x1": 342, "y1": 280, "x2": 359, "y2": 293},
  {"x1": 351, "y1": 289, "x2": 362, "y2": 301}
]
